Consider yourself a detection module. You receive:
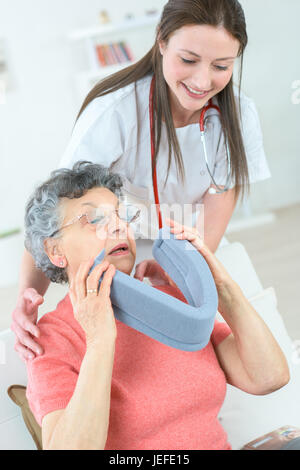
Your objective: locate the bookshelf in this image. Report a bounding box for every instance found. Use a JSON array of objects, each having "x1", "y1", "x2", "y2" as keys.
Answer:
[{"x1": 68, "y1": 13, "x2": 160, "y2": 102}]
